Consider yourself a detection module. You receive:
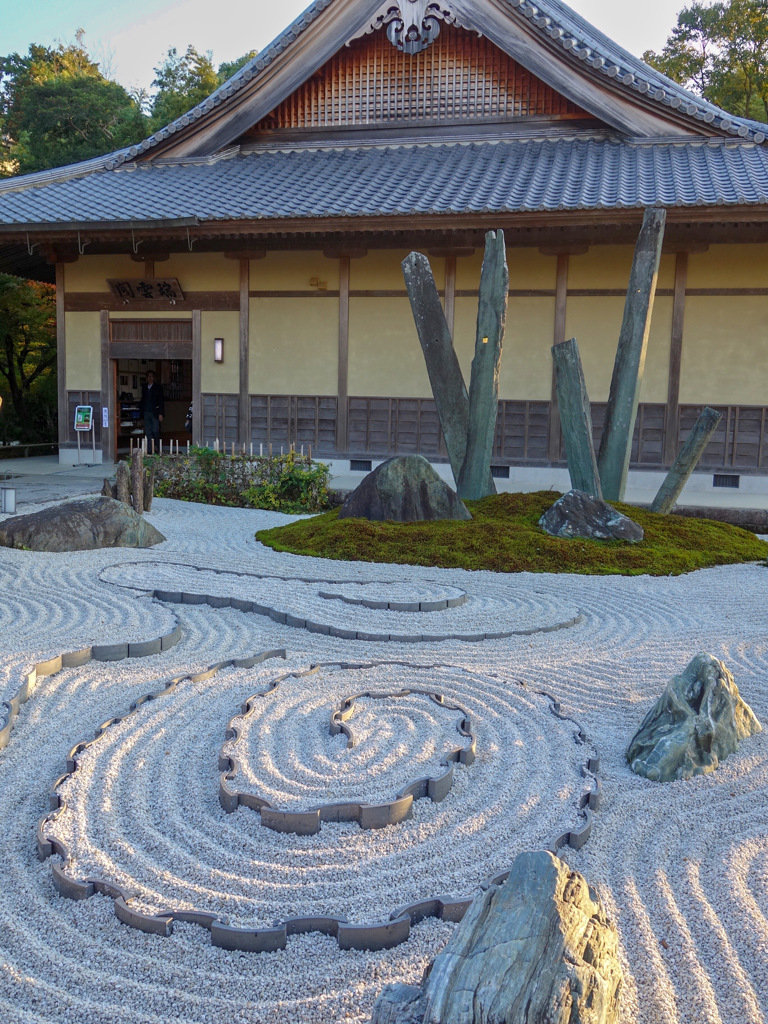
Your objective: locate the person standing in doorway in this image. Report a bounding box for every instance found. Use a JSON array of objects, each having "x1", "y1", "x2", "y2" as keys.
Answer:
[{"x1": 142, "y1": 370, "x2": 164, "y2": 450}]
